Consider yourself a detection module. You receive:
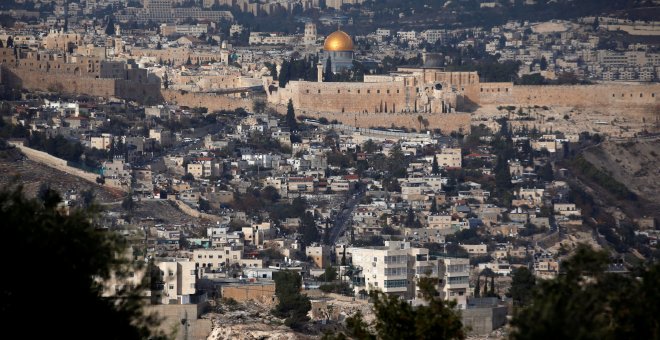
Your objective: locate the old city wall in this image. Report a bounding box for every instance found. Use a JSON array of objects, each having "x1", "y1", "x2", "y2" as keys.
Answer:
[
  {"x1": 131, "y1": 47, "x2": 221, "y2": 65},
  {"x1": 468, "y1": 83, "x2": 660, "y2": 110},
  {"x1": 279, "y1": 81, "x2": 414, "y2": 114},
  {"x1": 2, "y1": 66, "x2": 117, "y2": 97},
  {"x1": 115, "y1": 78, "x2": 163, "y2": 104},
  {"x1": 161, "y1": 89, "x2": 250, "y2": 111},
  {"x1": 172, "y1": 198, "x2": 223, "y2": 222},
  {"x1": 9, "y1": 141, "x2": 101, "y2": 185}
]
